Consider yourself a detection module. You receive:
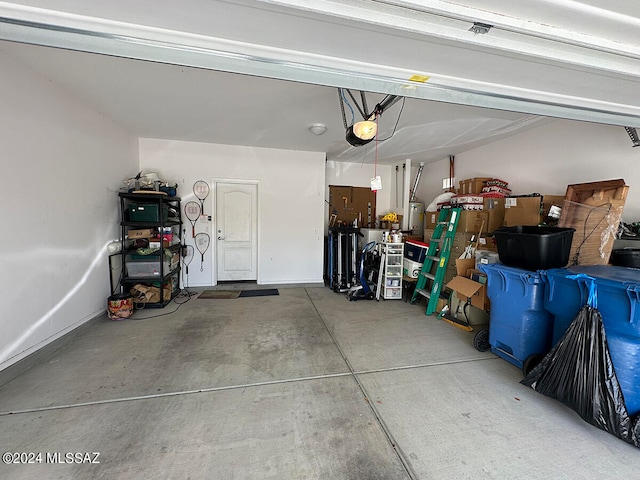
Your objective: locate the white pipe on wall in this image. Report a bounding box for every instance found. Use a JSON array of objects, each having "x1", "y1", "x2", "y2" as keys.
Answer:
[{"x1": 402, "y1": 158, "x2": 412, "y2": 231}]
